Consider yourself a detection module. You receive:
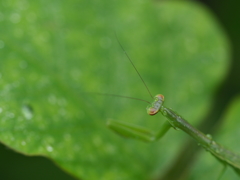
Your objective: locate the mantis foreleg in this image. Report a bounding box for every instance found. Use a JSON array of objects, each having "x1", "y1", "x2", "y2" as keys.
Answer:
[{"x1": 107, "y1": 119, "x2": 171, "y2": 142}]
